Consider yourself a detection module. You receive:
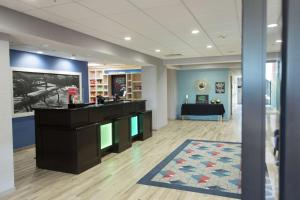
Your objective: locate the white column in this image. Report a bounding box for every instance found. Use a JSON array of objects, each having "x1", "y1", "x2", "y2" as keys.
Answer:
[
  {"x1": 142, "y1": 66, "x2": 158, "y2": 129},
  {"x1": 0, "y1": 39, "x2": 15, "y2": 194},
  {"x1": 156, "y1": 66, "x2": 168, "y2": 128},
  {"x1": 167, "y1": 69, "x2": 177, "y2": 120},
  {"x1": 142, "y1": 65, "x2": 168, "y2": 130}
]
